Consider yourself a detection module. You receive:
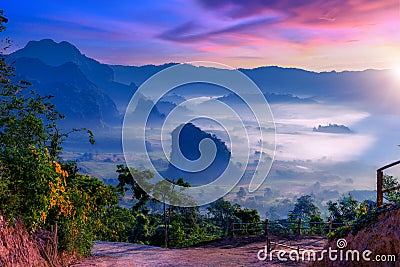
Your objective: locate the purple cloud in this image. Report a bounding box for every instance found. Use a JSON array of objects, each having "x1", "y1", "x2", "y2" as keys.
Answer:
[
  {"x1": 158, "y1": 16, "x2": 282, "y2": 43},
  {"x1": 197, "y1": 0, "x2": 399, "y2": 25}
]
